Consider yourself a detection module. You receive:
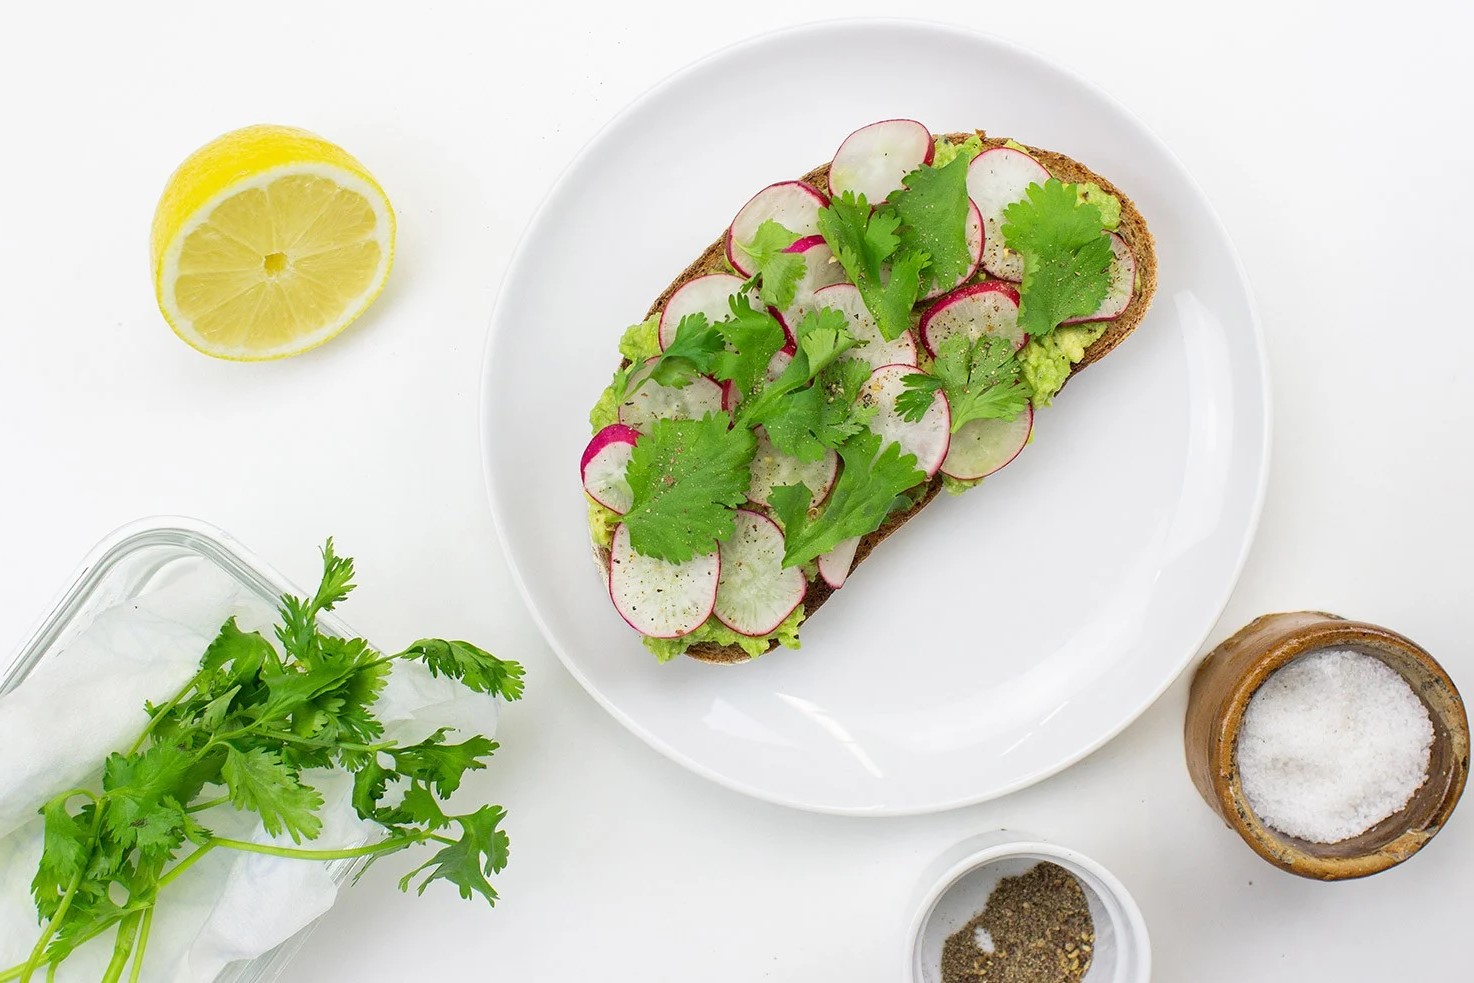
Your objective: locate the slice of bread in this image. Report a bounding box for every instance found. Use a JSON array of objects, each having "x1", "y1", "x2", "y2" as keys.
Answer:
[{"x1": 606, "y1": 132, "x2": 1157, "y2": 664}]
